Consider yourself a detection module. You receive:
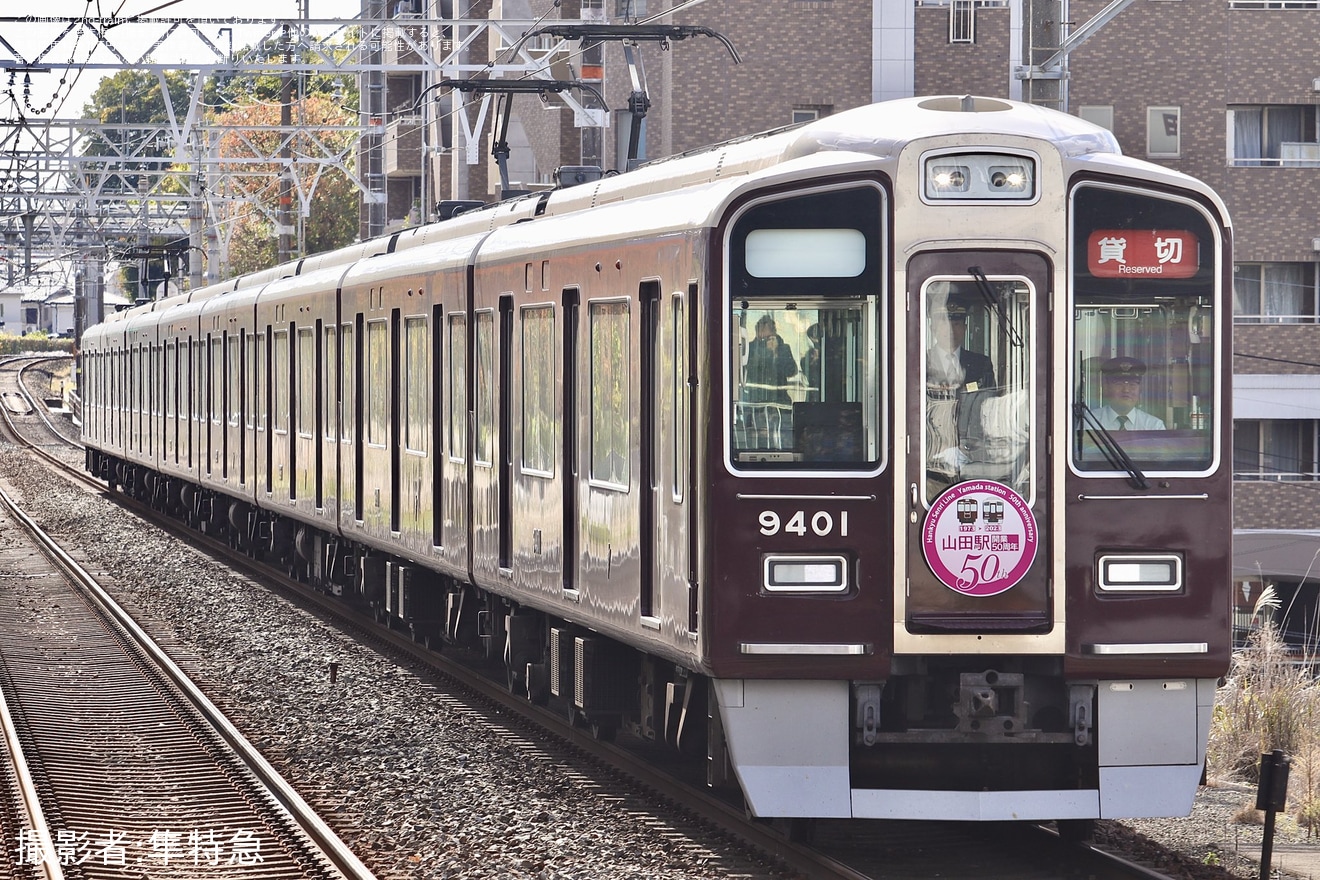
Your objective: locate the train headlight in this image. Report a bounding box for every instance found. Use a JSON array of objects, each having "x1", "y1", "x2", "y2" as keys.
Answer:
[
  {"x1": 922, "y1": 152, "x2": 1037, "y2": 203},
  {"x1": 1097, "y1": 554, "x2": 1182, "y2": 592},
  {"x1": 763, "y1": 555, "x2": 849, "y2": 593},
  {"x1": 929, "y1": 165, "x2": 969, "y2": 193}
]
